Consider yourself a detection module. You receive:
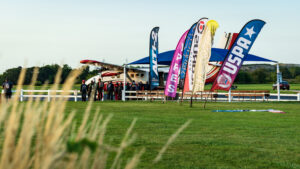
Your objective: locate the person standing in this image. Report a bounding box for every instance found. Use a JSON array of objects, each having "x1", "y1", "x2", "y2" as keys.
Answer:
[
  {"x1": 88, "y1": 80, "x2": 96, "y2": 101},
  {"x1": 96, "y1": 78, "x2": 104, "y2": 101},
  {"x1": 118, "y1": 82, "x2": 123, "y2": 100},
  {"x1": 2, "y1": 79, "x2": 13, "y2": 101},
  {"x1": 138, "y1": 81, "x2": 144, "y2": 90},
  {"x1": 144, "y1": 81, "x2": 150, "y2": 90},
  {"x1": 131, "y1": 80, "x2": 137, "y2": 91},
  {"x1": 130, "y1": 80, "x2": 137, "y2": 100},
  {"x1": 125, "y1": 82, "x2": 130, "y2": 100},
  {"x1": 107, "y1": 81, "x2": 114, "y2": 100},
  {"x1": 114, "y1": 82, "x2": 119, "y2": 100},
  {"x1": 126, "y1": 82, "x2": 131, "y2": 91},
  {"x1": 80, "y1": 80, "x2": 88, "y2": 101},
  {"x1": 92, "y1": 80, "x2": 97, "y2": 101}
]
